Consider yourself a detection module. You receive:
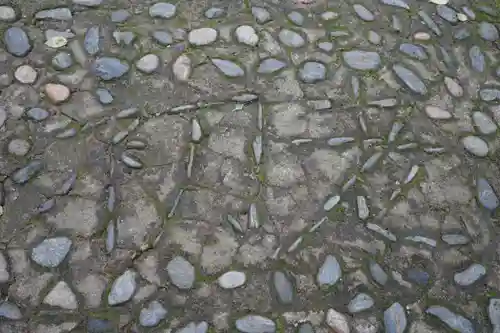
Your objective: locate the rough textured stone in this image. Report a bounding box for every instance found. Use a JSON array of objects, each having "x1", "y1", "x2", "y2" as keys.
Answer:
[
  {"x1": 31, "y1": 237, "x2": 72, "y2": 268},
  {"x1": 166, "y1": 256, "x2": 195, "y2": 290}
]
